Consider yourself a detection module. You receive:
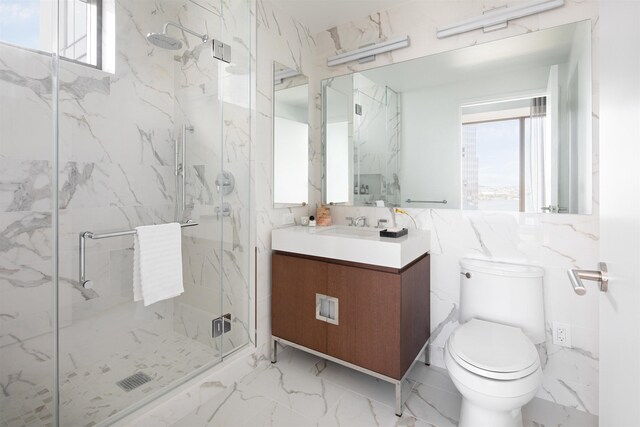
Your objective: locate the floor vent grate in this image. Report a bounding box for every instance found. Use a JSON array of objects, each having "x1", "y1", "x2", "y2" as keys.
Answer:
[{"x1": 116, "y1": 372, "x2": 152, "y2": 392}]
